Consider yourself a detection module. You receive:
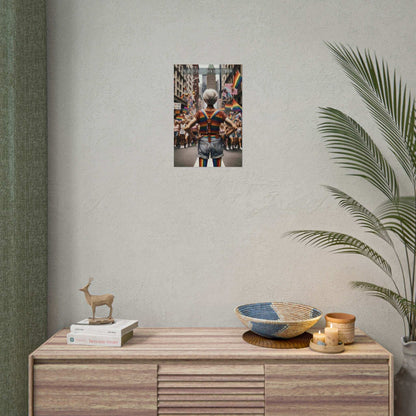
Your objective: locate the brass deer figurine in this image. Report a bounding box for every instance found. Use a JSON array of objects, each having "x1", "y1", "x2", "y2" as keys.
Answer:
[{"x1": 79, "y1": 278, "x2": 114, "y2": 323}]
